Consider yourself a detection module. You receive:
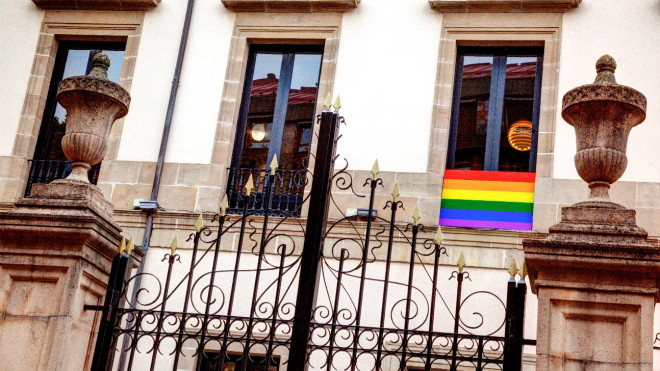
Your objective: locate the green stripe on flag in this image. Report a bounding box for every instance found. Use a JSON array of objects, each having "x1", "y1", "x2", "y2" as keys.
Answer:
[{"x1": 440, "y1": 199, "x2": 534, "y2": 213}]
